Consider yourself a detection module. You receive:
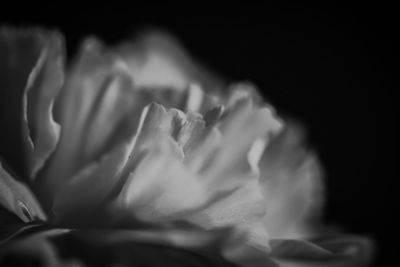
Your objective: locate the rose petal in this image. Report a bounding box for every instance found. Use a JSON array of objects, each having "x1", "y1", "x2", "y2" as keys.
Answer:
[
  {"x1": 269, "y1": 236, "x2": 373, "y2": 267},
  {"x1": 40, "y1": 38, "x2": 139, "y2": 197},
  {"x1": 52, "y1": 142, "x2": 133, "y2": 225},
  {"x1": 118, "y1": 31, "x2": 223, "y2": 93},
  {"x1": 186, "y1": 178, "x2": 272, "y2": 262},
  {"x1": 0, "y1": 27, "x2": 62, "y2": 179},
  {"x1": 0, "y1": 215, "x2": 39, "y2": 246},
  {"x1": 0, "y1": 229, "x2": 81, "y2": 267},
  {"x1": 0, "y1": 162, "x2": 46, "y2": 223},
  {"x1": 115, "y1": 104, "x2": 210, "y2": 222},
  {"x1": 22, "y1": 31, "x2": 64, "y2": 179},
  {"x1": 49, "y1": 228, "x2": 237, "y2": 267},
  {"x1": 311, "y1": 235, "x2": 374, "y2": 266},
  {"x1": 261, "y1": 123, "x2": 324, "y2": 239},
  {"x1": 203, "y1": 98, "x2": 282, "y2": 190}
]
